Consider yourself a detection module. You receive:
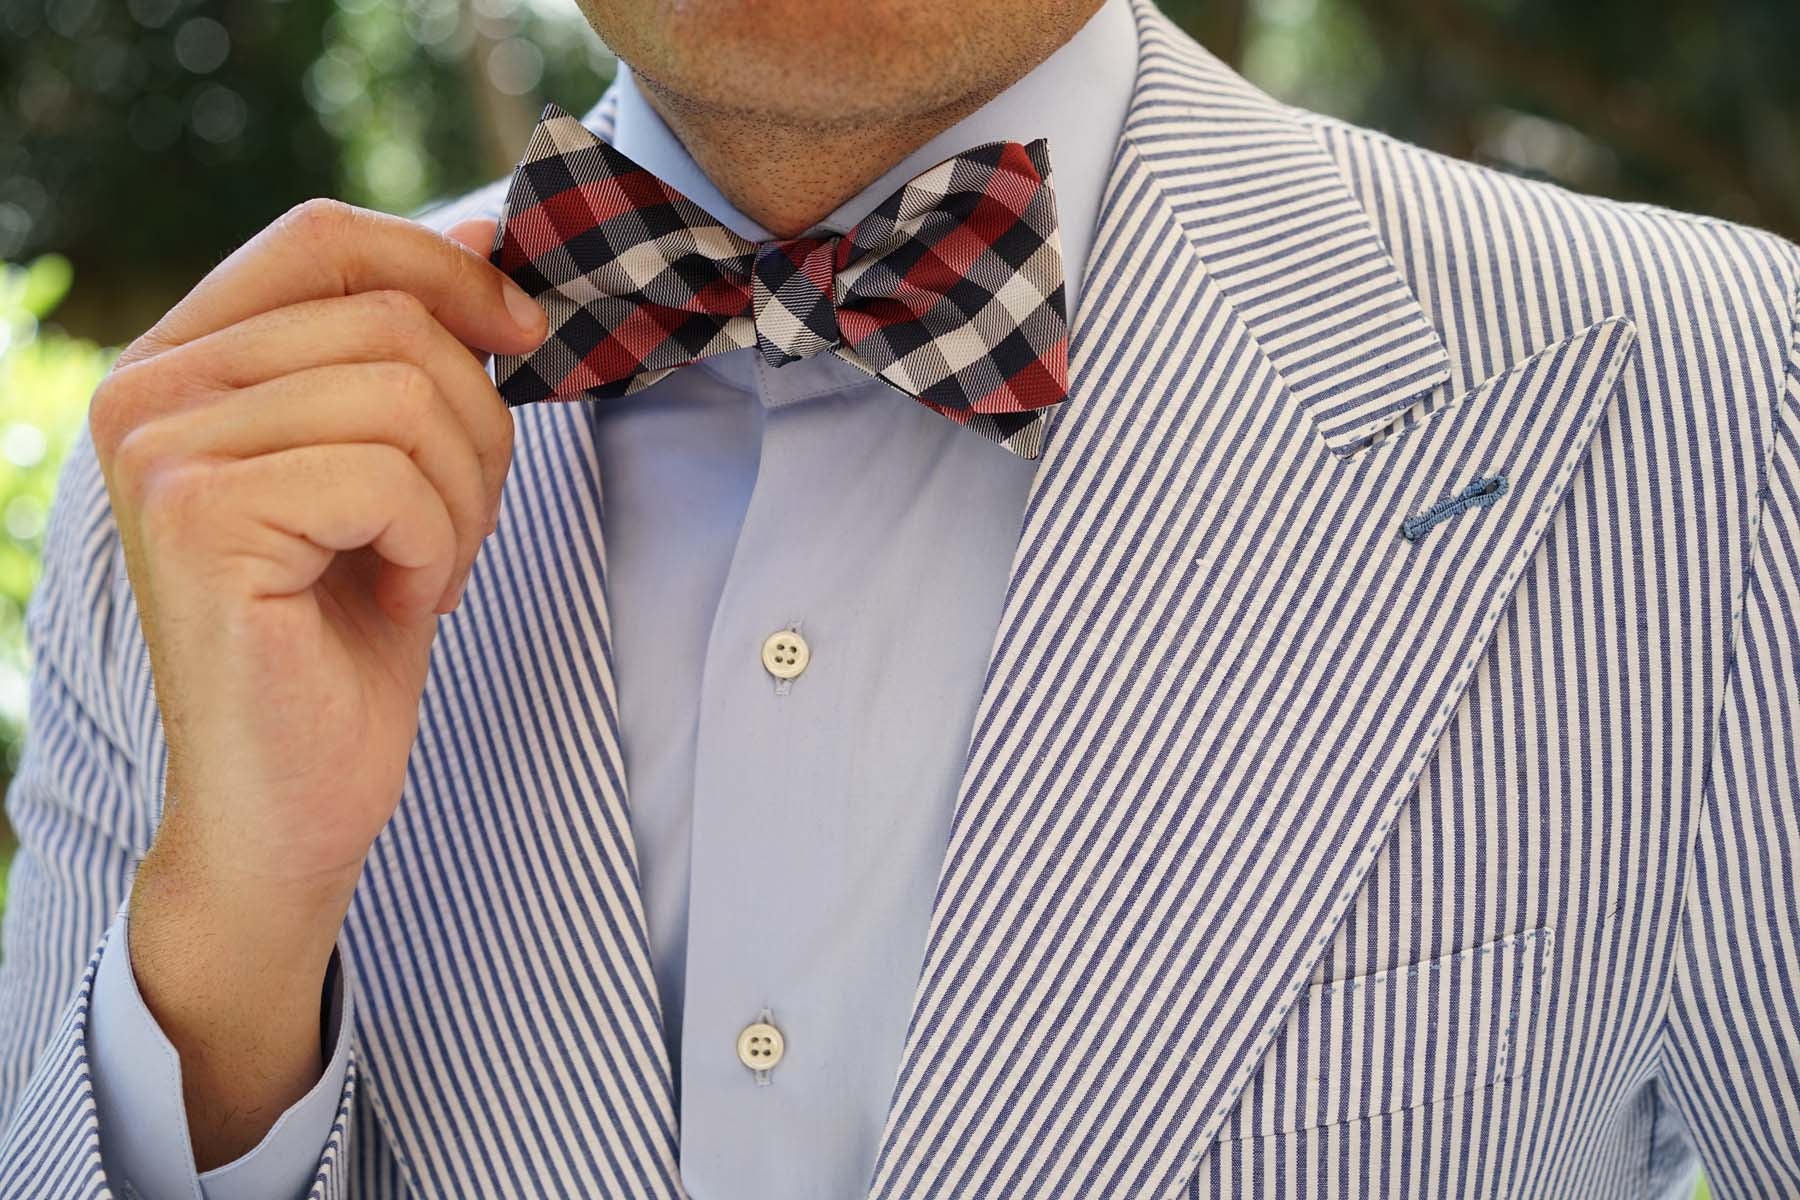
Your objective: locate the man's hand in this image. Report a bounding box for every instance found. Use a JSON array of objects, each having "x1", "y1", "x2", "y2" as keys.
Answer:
[{"x1": 85, "y1": 198, "x2": 547, "y2": 1168}]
